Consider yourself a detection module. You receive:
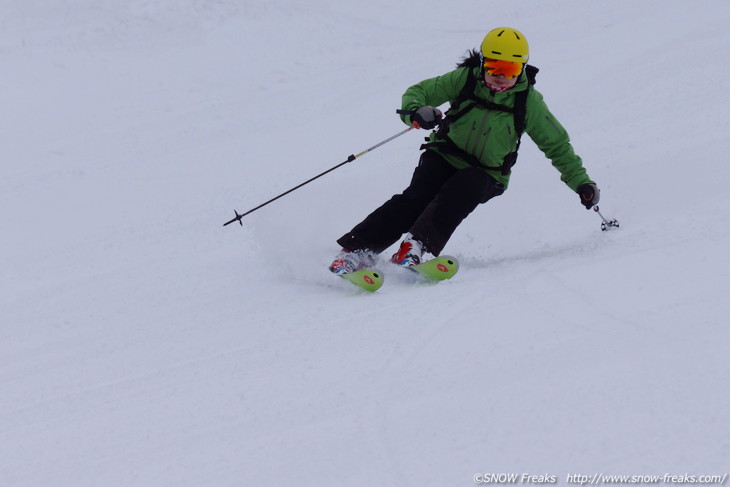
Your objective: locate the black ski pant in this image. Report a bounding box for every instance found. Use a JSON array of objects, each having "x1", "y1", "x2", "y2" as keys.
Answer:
[{"x1": 337, "y1": 150, "x2": 505, "y2": 256}]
